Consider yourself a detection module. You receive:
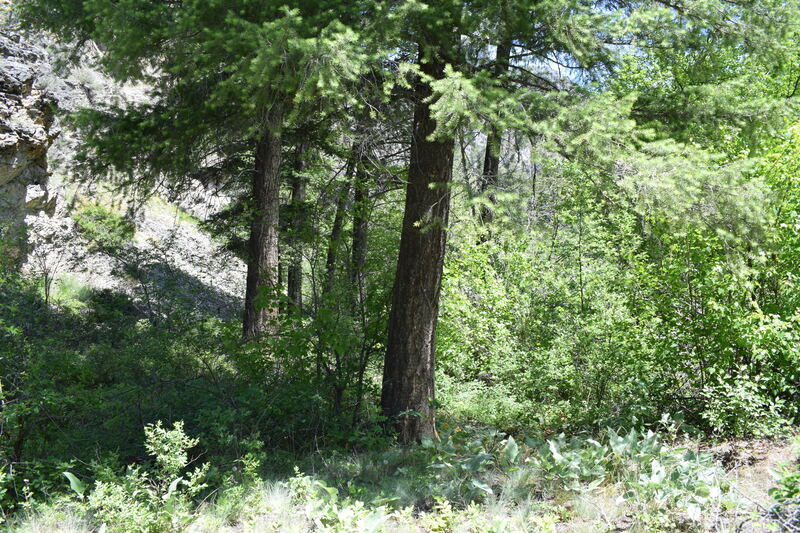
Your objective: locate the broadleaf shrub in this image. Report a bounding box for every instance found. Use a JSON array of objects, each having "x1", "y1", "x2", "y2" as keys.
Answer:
[
  {"x1": 86, "y1": 421, "x2": 208, "y2": 533},
  {"x1": 73, "y1": 204, "x2": 135, "y2": 254}
]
